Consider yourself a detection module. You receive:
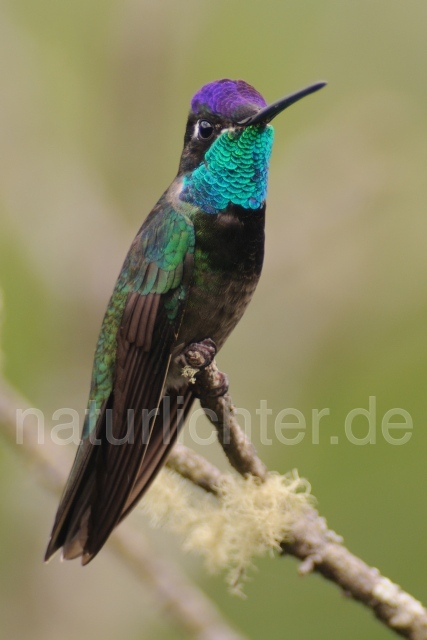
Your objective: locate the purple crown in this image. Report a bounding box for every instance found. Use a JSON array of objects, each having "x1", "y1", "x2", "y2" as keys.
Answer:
[{"x1": 191, "y1": 79, "x2": 267, "y2": 120}]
